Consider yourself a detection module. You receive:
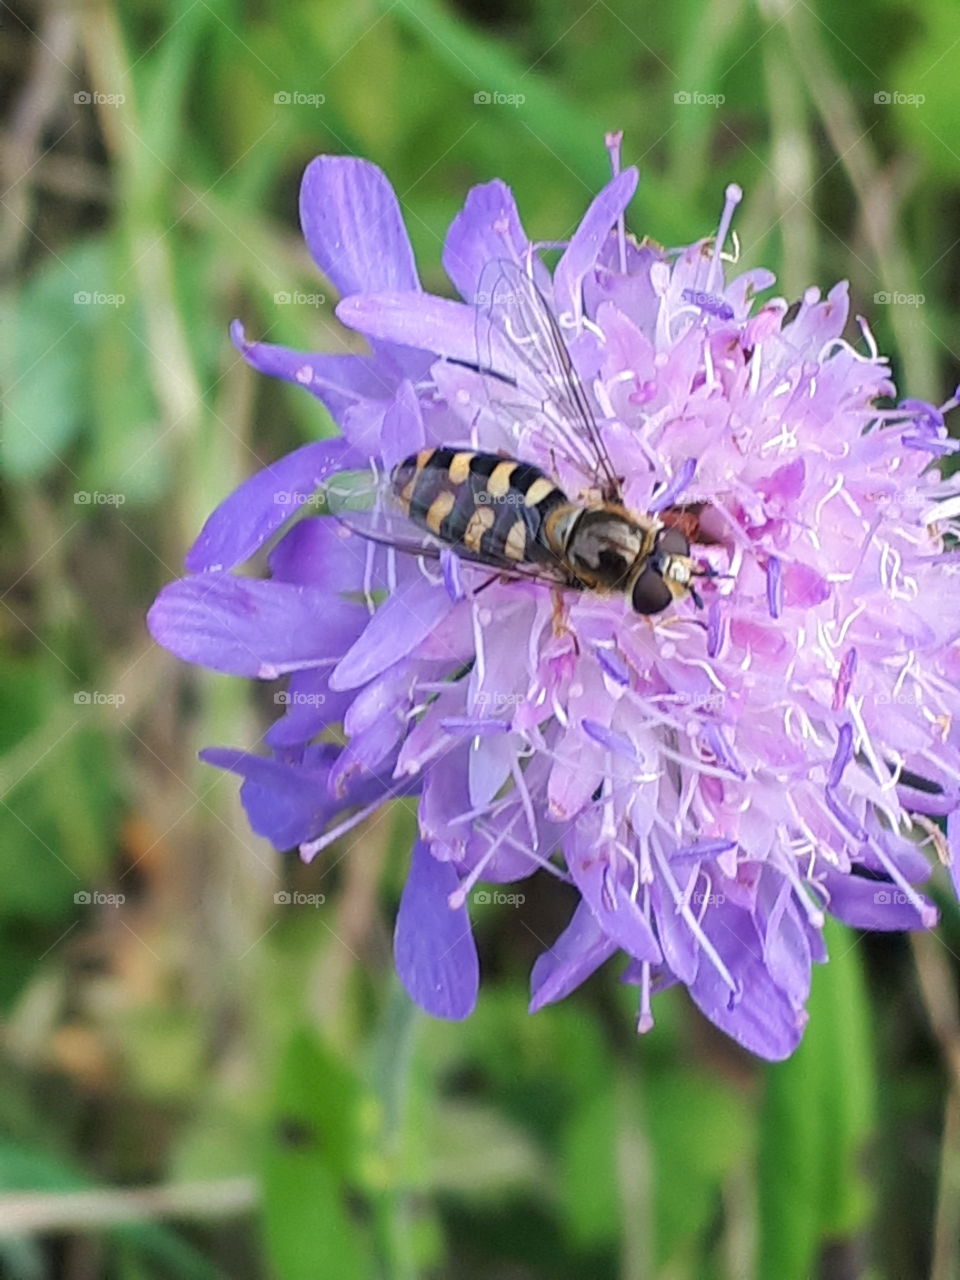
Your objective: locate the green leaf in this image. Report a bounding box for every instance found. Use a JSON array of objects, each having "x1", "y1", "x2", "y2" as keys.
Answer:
[
  {"x1": 558, "y1": 1089, "x2": 619, "y2": 1249},
  {"x1": 388, "y1": 0, "x2": 611, "y2": 187},
  {"x1": 758, "y1": 920, "x2": 876, "y2": 1280},
  {"x1": 646, "y1": 1068, "x2": 753, "y2": 1266},
  {"x1": 261, "y1": 1029, "x2": 371, "y2": 1280},
  {"x1": 1, "y1": 241, "x2": 109, "y2": 480}
]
